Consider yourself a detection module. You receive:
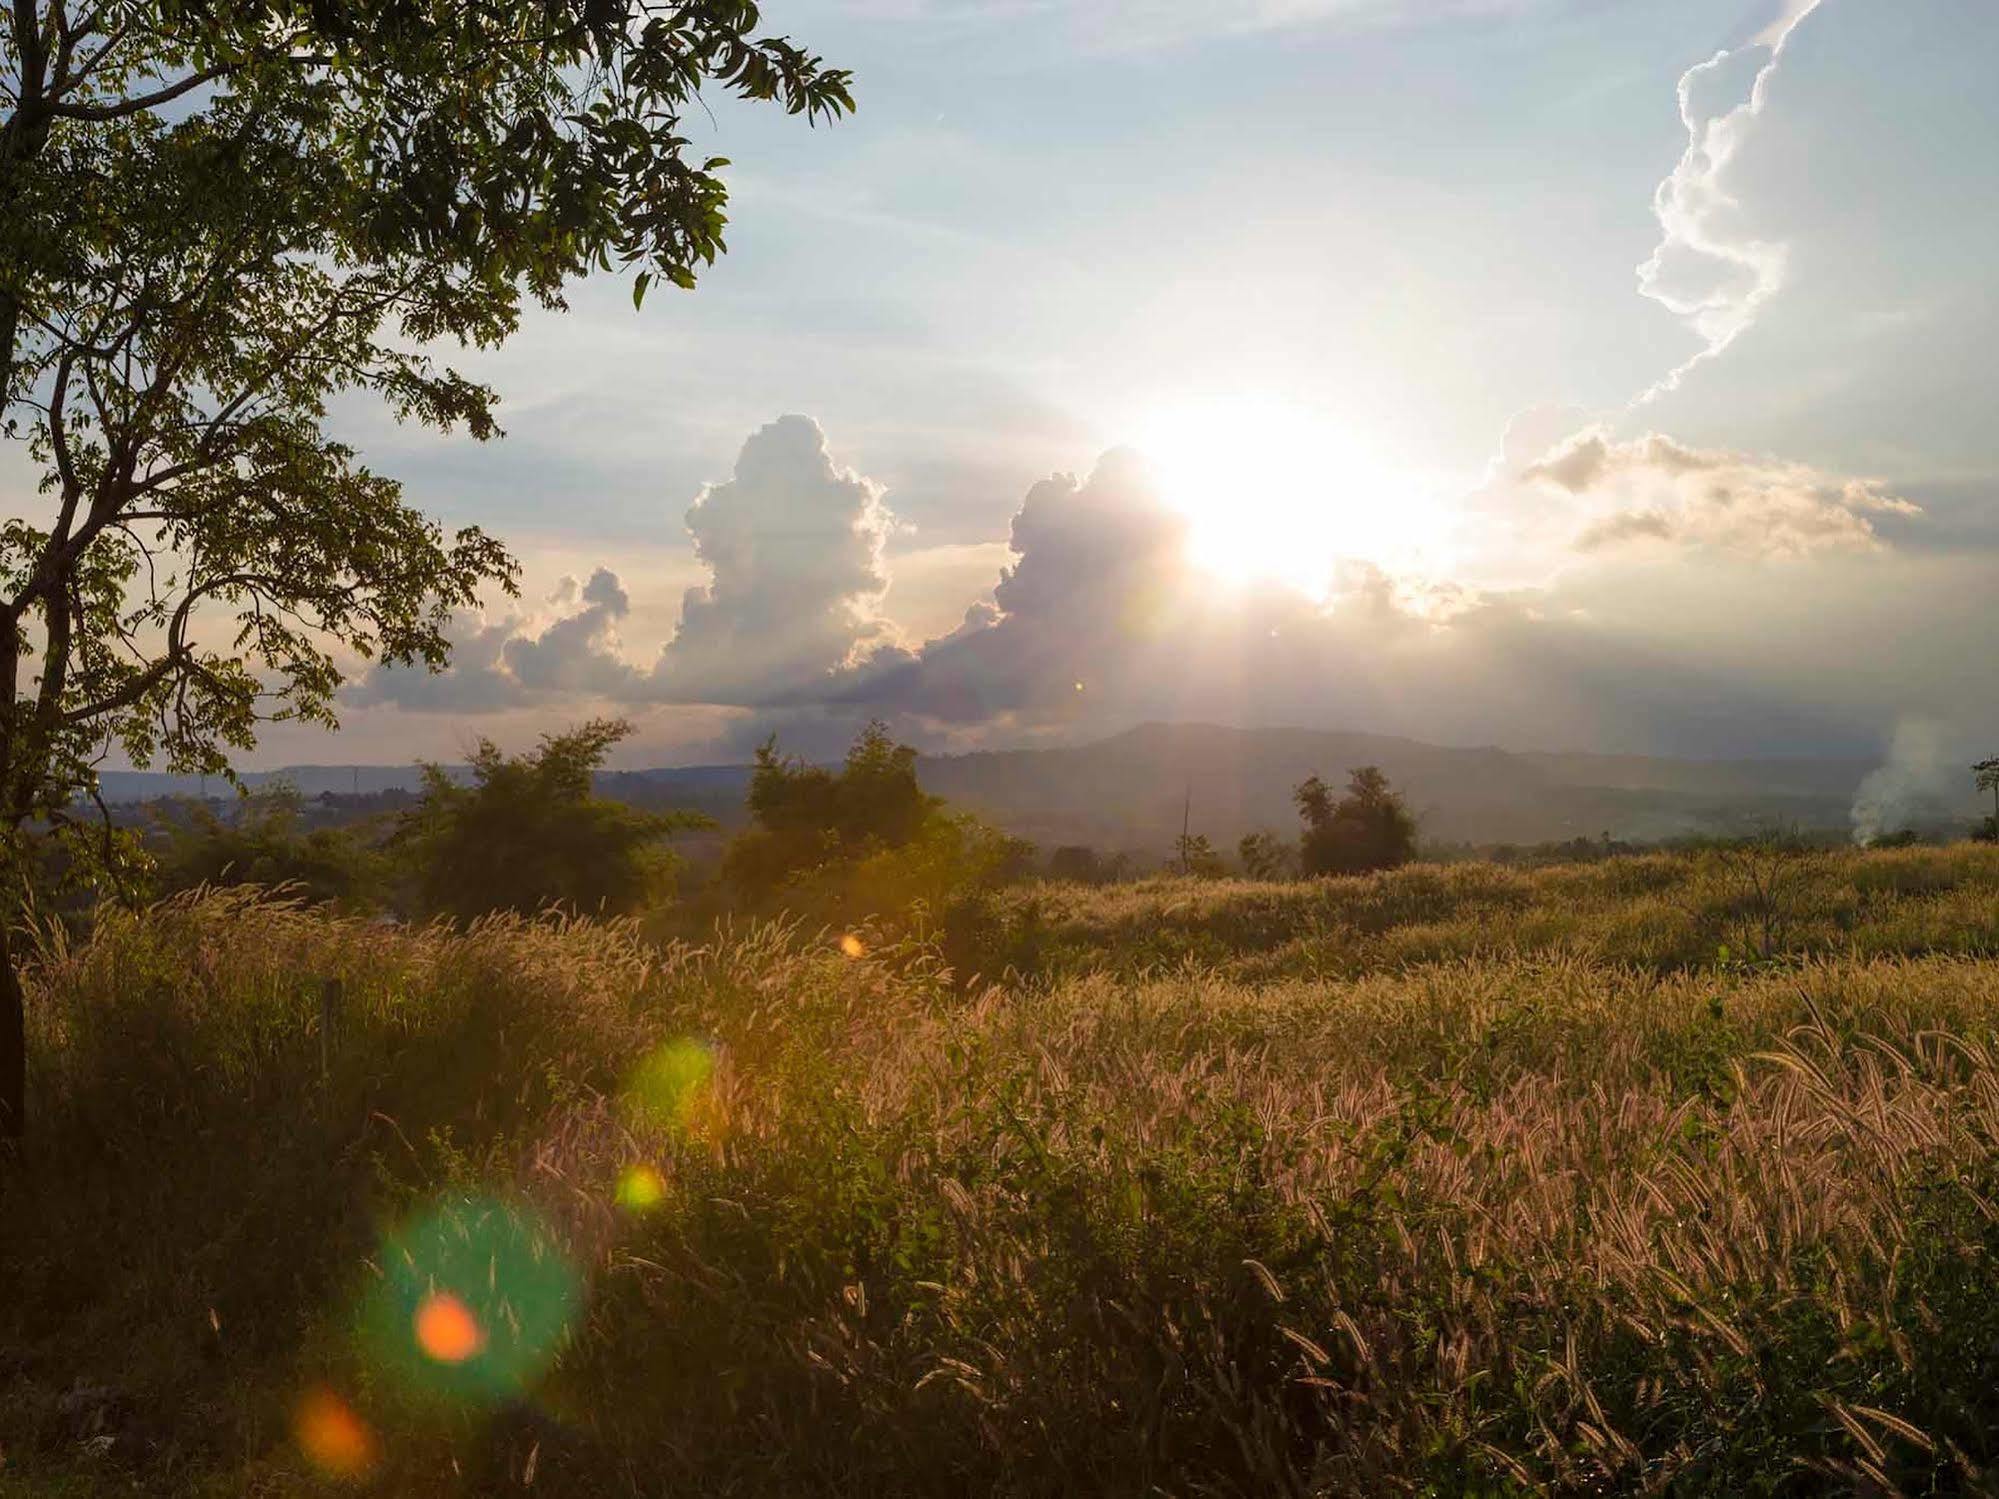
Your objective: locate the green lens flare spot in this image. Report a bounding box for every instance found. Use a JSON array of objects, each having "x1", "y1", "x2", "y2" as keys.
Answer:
[
  {"x1": 622, "y1": 1038, "x2": 715, "y2": 1134},
  {"x1": 615, "y1": 1162, "x2": 668, "y2": 1212},
  {"x1": 358, "y1": 1196, "x2": 579, "y2": 1408}
]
